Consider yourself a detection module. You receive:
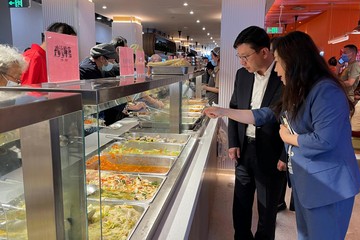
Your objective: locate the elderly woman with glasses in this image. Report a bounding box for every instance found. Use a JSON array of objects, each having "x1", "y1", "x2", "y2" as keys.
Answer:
[{"x1": 0, "y1": 44, "x2": 28, "y2": 87}]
